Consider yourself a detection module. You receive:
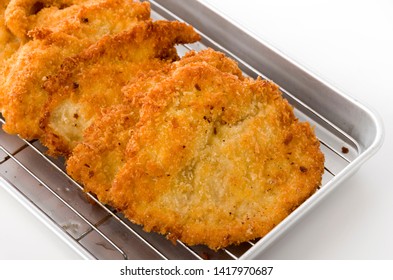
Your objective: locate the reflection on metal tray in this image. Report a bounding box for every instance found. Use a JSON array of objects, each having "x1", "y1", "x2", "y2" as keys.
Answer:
[{"x1": 0, "y1": 0, "x2": 383, "y2": 259}]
